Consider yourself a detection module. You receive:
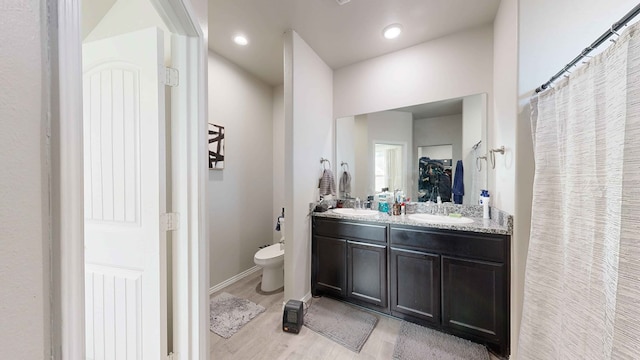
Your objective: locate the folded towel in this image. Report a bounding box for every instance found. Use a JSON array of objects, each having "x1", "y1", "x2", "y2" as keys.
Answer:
[
  {"x1": 339, "y1": 170, "x2": 351, "y2": 196},
  {"x1": 452, "y1": 160, "x2": 464, "y2": 204},
  {"x1": 319, "y1": 169, "x2": 336, "y2": 196}
]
